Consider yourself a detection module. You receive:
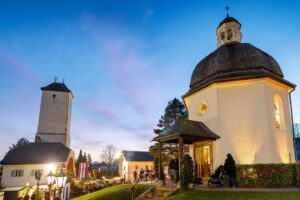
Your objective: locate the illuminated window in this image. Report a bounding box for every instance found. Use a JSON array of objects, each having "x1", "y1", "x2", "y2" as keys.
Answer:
[
  {"x1": 199, "y1": 103, "x2": 208, "y2": 116},
  {"x1": 273, "y1": 98, "x2": 280, "y2": 128}
]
